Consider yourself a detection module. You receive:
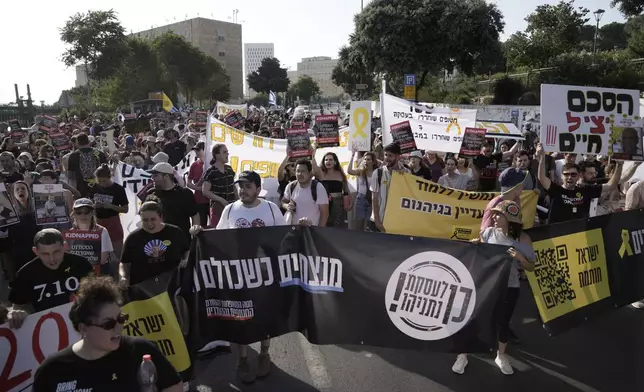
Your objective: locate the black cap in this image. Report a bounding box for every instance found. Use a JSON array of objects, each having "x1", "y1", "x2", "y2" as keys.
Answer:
[
  {"x1": 234, "y1": 171, "x2": 261, "y2": 187},
  {"x1": 193, "y1": 141, "x2": 205, "y2": 151}
]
